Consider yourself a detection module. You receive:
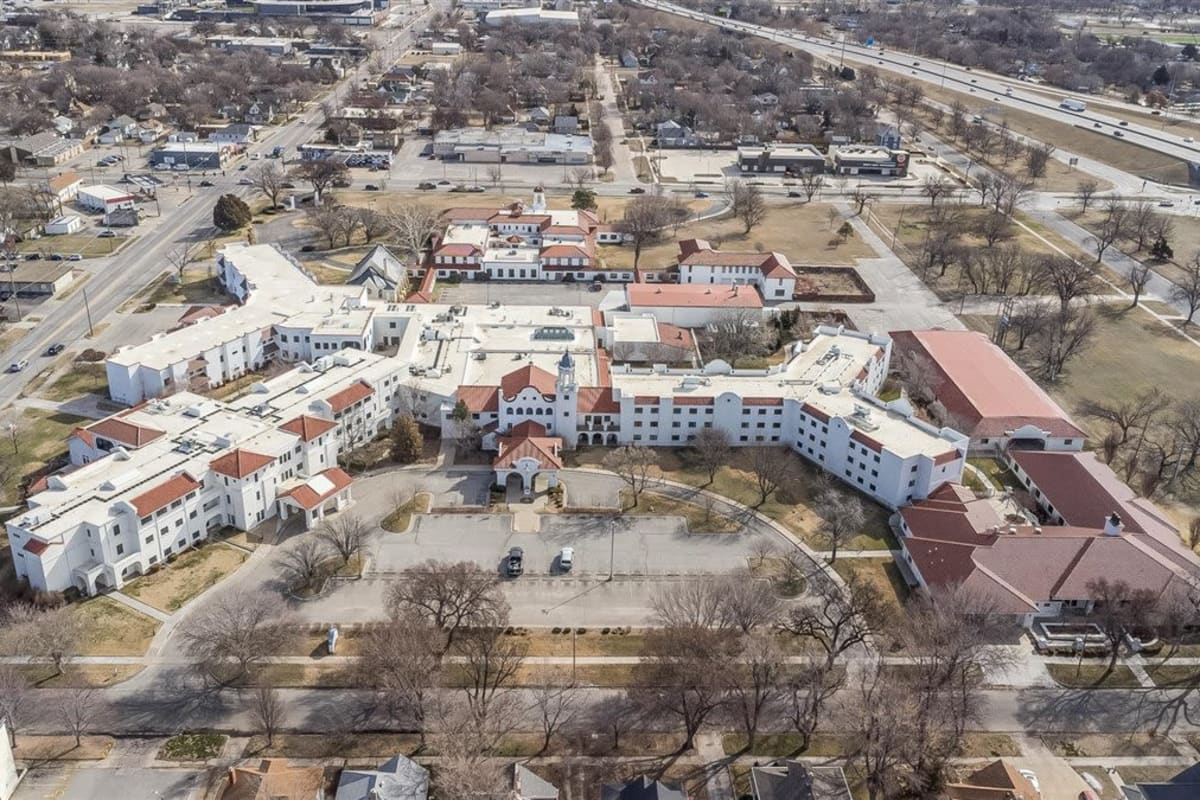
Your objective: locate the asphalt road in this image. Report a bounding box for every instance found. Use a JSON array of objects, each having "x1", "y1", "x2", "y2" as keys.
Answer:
[{"x1": 634, "y1": 0, "x2": 1200, "y2": 174}]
